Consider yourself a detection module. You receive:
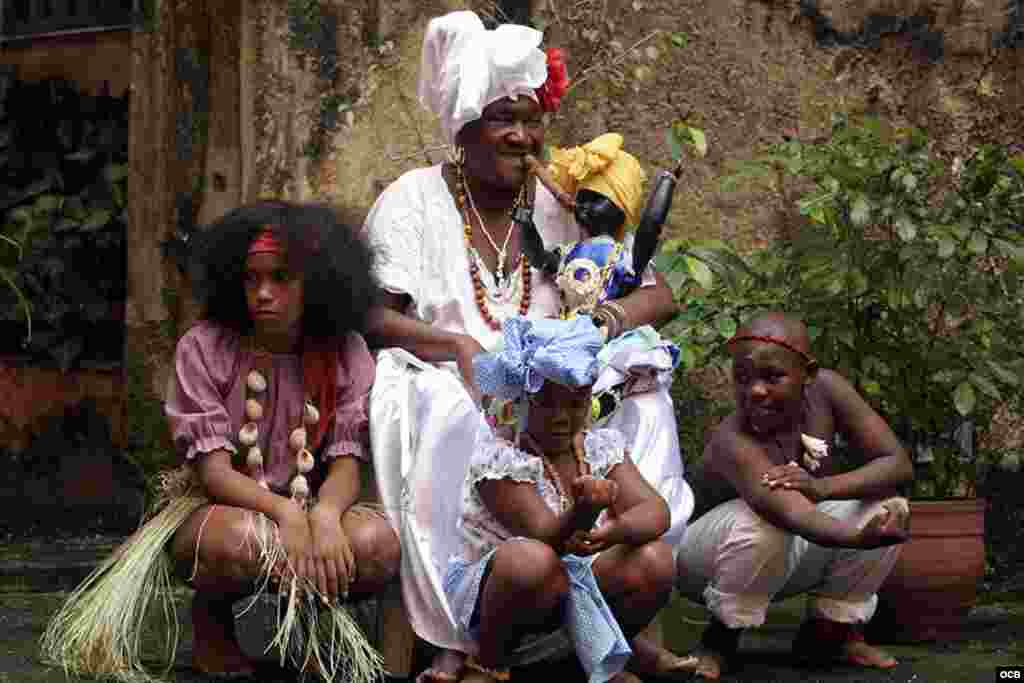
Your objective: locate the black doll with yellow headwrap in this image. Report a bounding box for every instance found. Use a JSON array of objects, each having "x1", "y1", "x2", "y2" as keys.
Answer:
[{"x1": 518, "y1": 133, "x2": 681, "y2": 339}]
